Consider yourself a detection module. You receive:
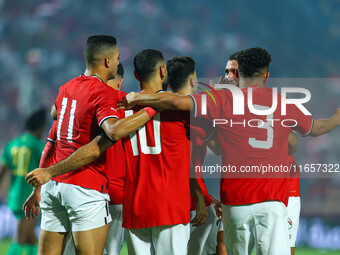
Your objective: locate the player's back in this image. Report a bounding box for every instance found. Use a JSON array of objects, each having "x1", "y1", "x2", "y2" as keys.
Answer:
[
  {"x1": 210, "y1": 85, "x2": 312, "y2": 206},
  {"x1": 122, "y1": 110, "x2": 191, "y2": 229},
  {"x1": 52, "y1": 75, "x2": 120, "y2": 193},
  {"x1": 2, "y1": 133, "x2": 44, "y2": 211}
]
